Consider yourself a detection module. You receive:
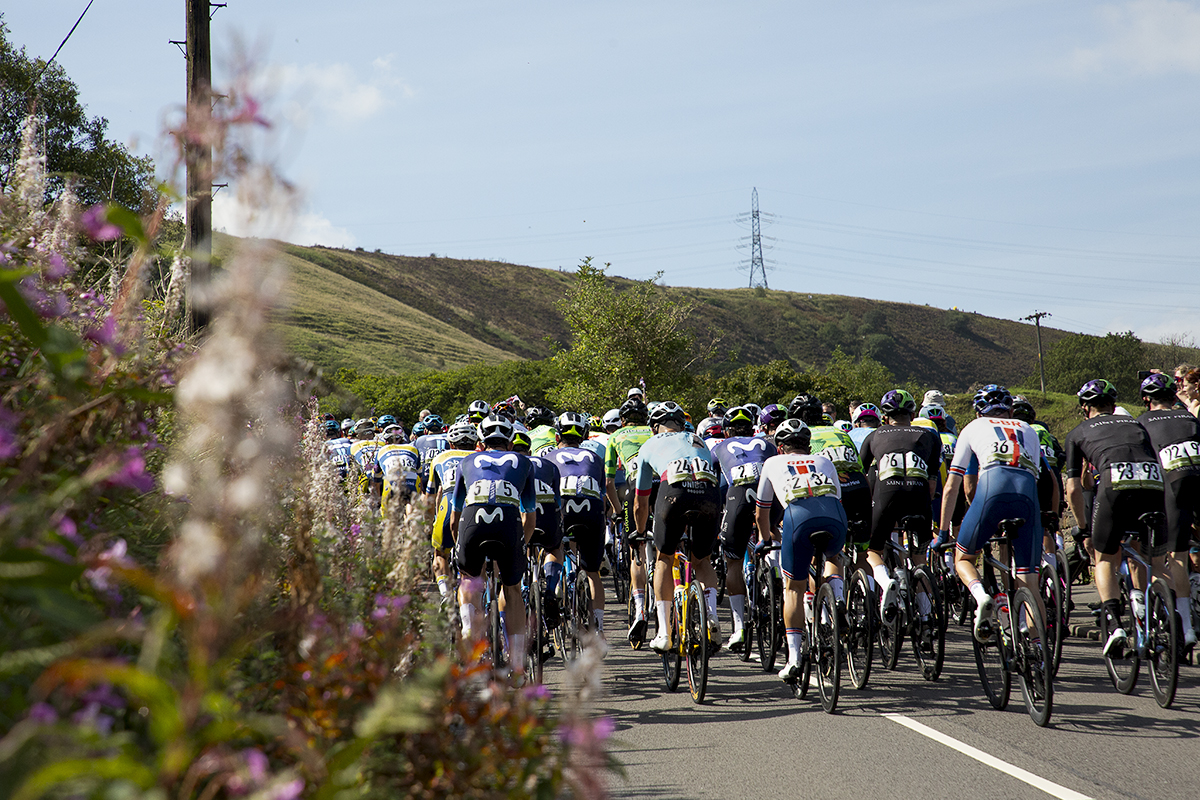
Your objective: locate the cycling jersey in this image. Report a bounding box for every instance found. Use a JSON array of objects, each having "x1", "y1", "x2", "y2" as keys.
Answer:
[
  {"x1": 710, "y1": 436, "x2": 778, "y2": 559},
  {"x1": 848, "y1": 426, "x2": 873, "y2": 451},
  {"x1": 326, "y1": 436, "x2": 352, "y2": 479},
  {"x1": 527, "y1": 454, "x2": 562, "y2": 550},
  {"x1": 1139, "y1": 408, "x2": 1200, "y2": 551},
  {"x1": 635, "y1": 431, "x2": 721, "y2": 557},
  {"x1": 755, "y1": 453, "x2": 846, "y2": 580},
  {"x1": 549, "y1": 445, "x2": 607, "y2": 571},
  {"x1": 377, "y1": 442, "x2": 422, "y2": 507},
  {"x1": 809, "y1": 424, "x2": 870, "y2": 542},
  {"x1": 859, "y1": 424, "x2": 942, "y2": 550},
  {"x1": 426, "y1": 448, "x2": 474, "y2": 550},
  {"x1": 451, "y1": 450, "x2": 537, "y2": 585},
  {"x1": 1063, "y1": 414, "x2": 1167, "y2": 556},
  {"x1": 606, "y1": 424, "x2": 653, "y2": 479},
  {"x1": 350, "y1": 438, "x2": 382, "y2": 474},
  {"x1": 634, "y1": 431, "x2": 719, "y2": 494},
  {"x1": 413, "y1": 433, "x2": 450, "y2": 475},
  {"x1": 529, "y1": 425, "x2": 559, "y2": 457}
]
